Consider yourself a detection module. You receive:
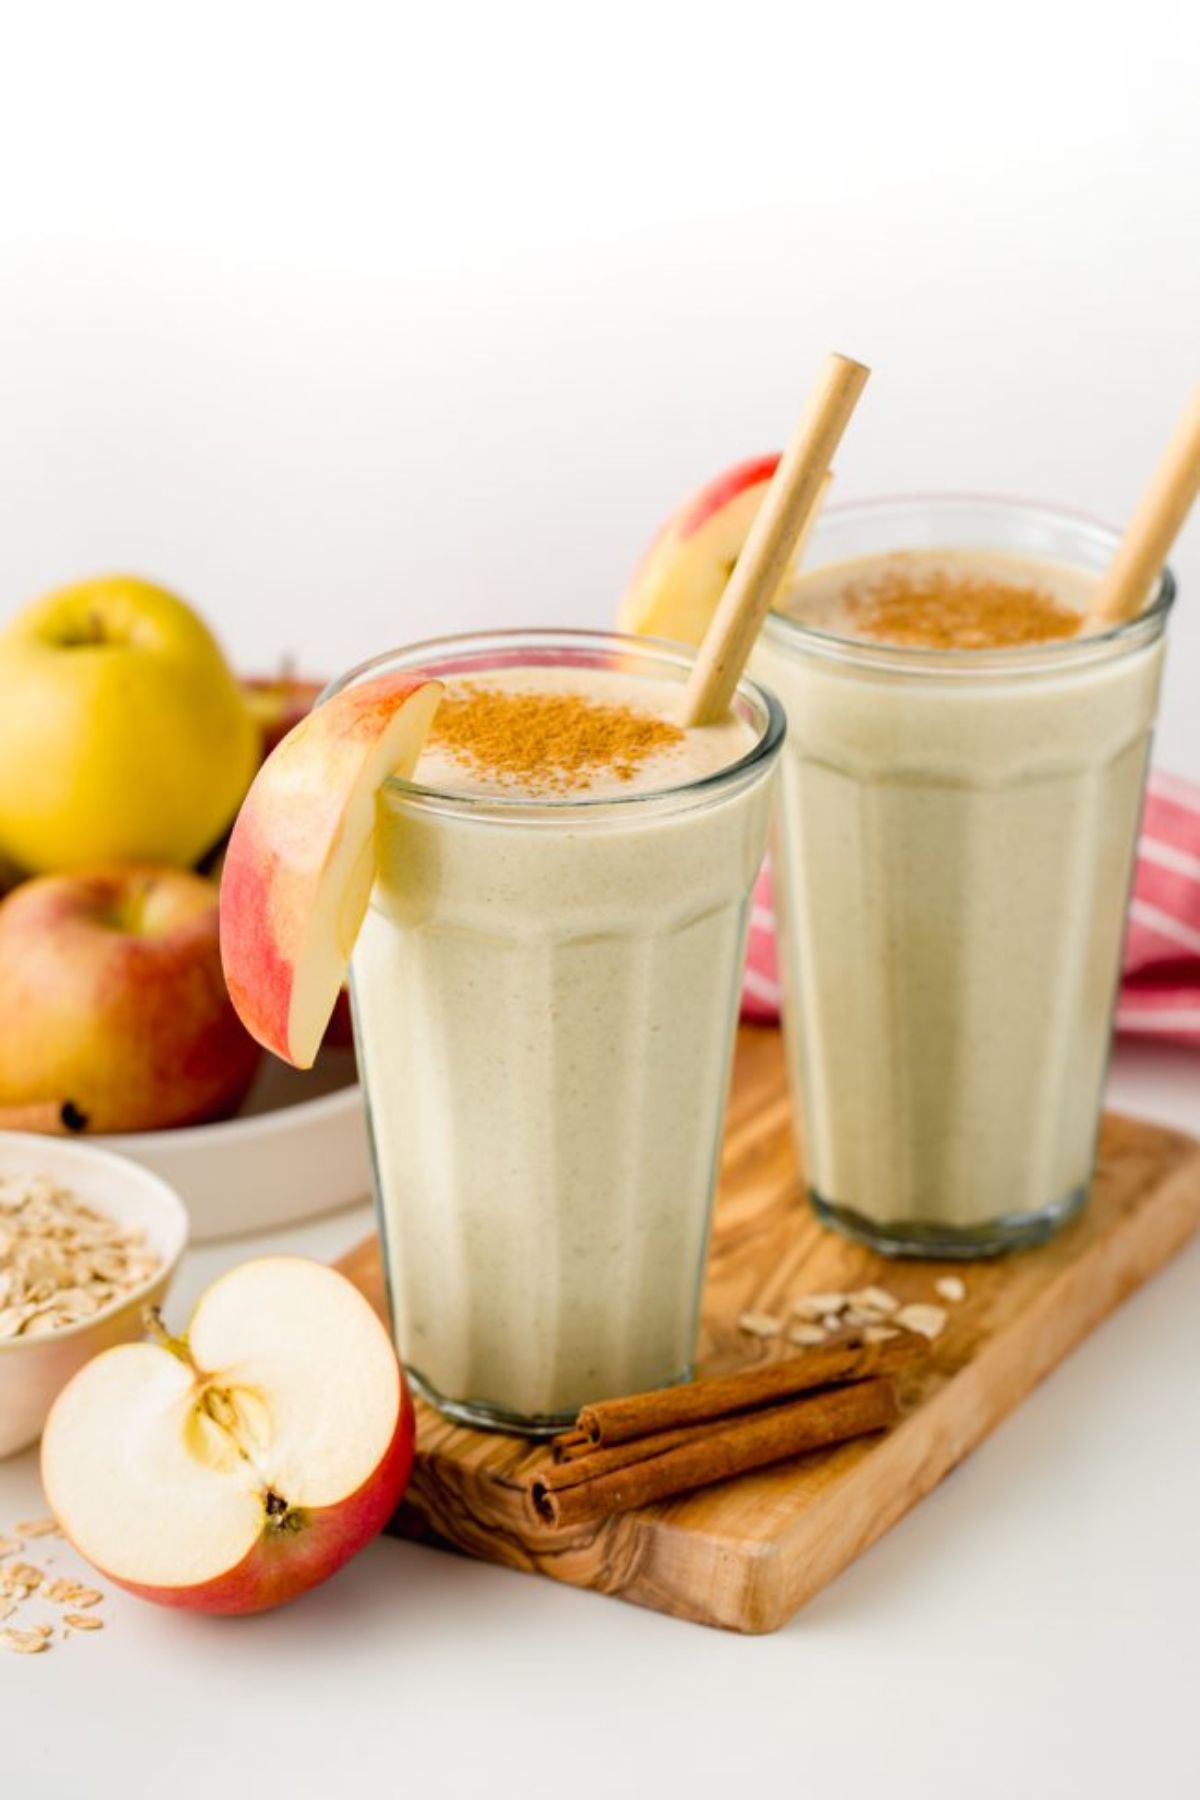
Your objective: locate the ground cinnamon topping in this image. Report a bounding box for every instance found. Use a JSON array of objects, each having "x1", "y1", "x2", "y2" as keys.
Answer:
[
  {"x1": 847, "y1": 572, "x2": 1084, "y2": 649},
  {"x1": 428, "y1": 684, "x2": 685, "y2": 792}
]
